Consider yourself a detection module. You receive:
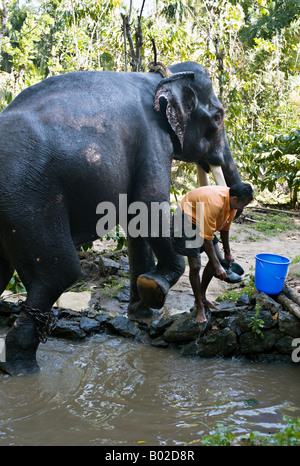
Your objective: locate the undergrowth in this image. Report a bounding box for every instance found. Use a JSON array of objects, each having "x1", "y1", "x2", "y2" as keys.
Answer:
[{"x1": 199, "y1": 417, "x2": 300, "y2": 446}]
